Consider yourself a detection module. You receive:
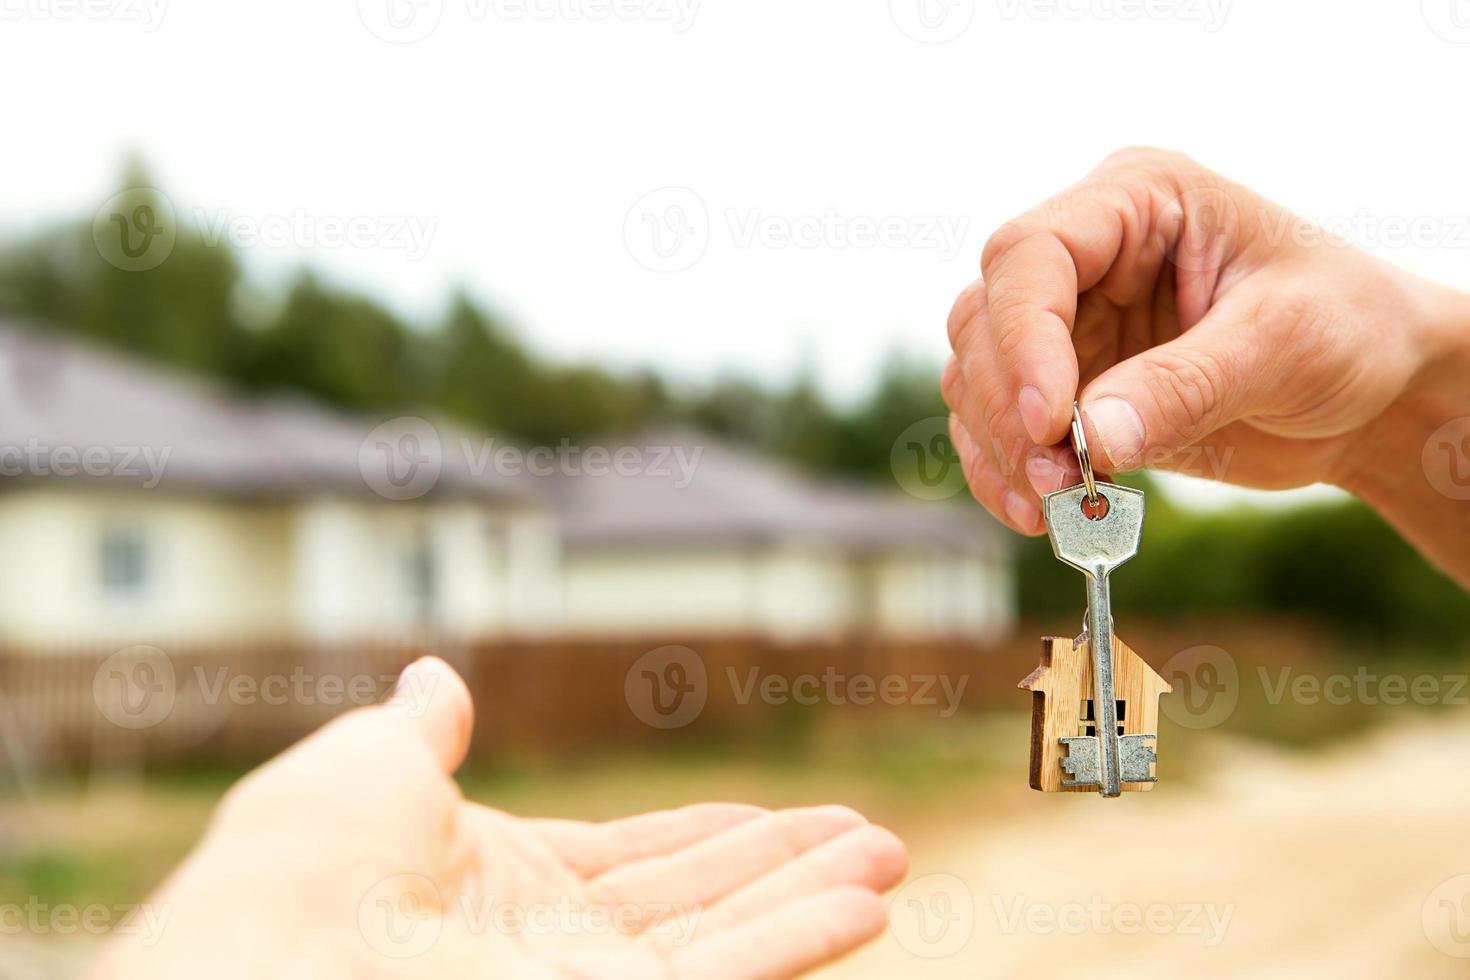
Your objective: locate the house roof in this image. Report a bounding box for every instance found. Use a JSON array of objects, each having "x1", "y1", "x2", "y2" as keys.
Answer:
[
  {"x1": 0, "y1": 324, "x2": 1007, "y2": 558},
  {"x1": 0, "y1": 322, "x2": 526, "y2": 501},
  {"x1": 547, "y1": 431, "x2": 1007, "y2": 556}
]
